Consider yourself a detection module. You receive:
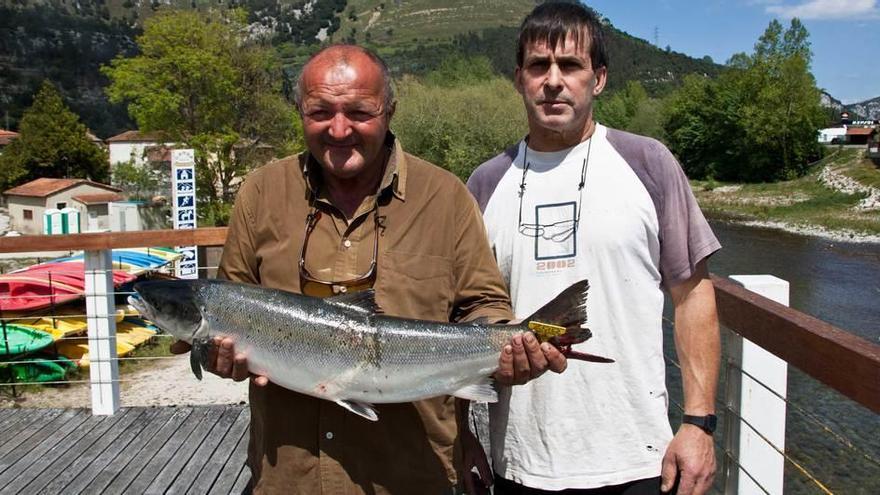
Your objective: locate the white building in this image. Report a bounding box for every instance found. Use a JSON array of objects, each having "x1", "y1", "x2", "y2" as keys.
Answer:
[
  {"x1": 818, "y1": 127, "x2": 848, "y2": 144},
  {"x1": 106, "y1": 130, "x2": 174, "y2": 168},
  {"x1": 3, "y1": 178, "x2": 123, "y2": 235}
]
